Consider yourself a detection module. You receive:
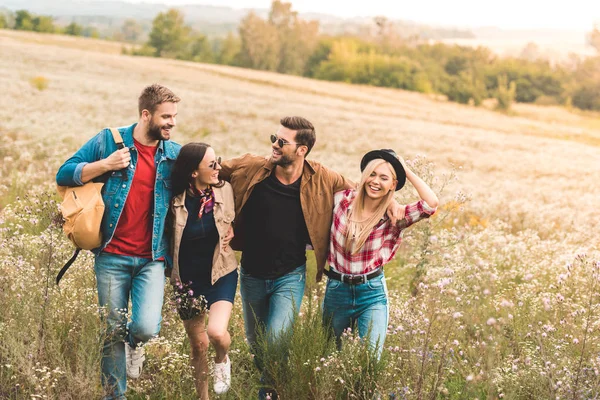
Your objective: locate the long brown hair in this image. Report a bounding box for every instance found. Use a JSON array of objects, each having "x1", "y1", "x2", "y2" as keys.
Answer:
[{"x1": 344, "y1": 159, "x2": 397, "y2": 254}]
